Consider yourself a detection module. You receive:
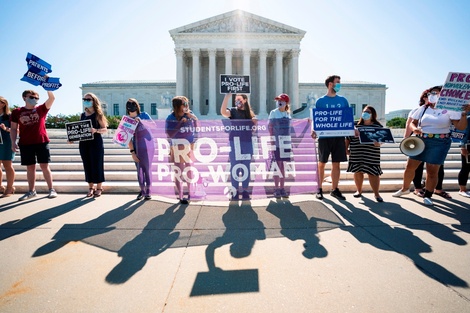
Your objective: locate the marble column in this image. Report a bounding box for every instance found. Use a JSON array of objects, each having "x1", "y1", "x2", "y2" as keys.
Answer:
[
  {"x1": 208, "y1": 48, "x2": 217, "y2": 116},
  {"x1": 224, "y1": 48, "x2": 233, "y2": 74},
  {"x1": 290, "y1": 49, "x2": 300, "y2": 109},
  {"x1": 191, "y1": 49, "x2": 200, "y2": 115},
  {"x1": 243, "y1": 49, "x2": 251, "y2": 76},
  {"x1": 275, "y1": 49, "x2": 284, "y2": 96},
  {"x1": 258, "y1": 49, "x2": 268, "y2": 116},
  {"x1": 175, "y1": 48, "x2": 184, "y2": 96}
]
